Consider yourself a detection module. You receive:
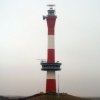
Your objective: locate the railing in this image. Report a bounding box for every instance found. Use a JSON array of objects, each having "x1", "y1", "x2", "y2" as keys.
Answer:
[{"x1": 41, "y1": 61, "x2": 61, "y2": 71}]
